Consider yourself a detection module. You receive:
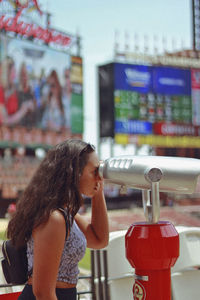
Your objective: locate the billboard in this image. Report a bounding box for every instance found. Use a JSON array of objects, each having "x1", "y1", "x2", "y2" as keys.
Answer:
[
  {"x1": 191, "y1": 69, "x2": 200, "y2": 126},
  {"x1": 0, "y1": 0, "x2": 76, "y2": 50},
  {"x1": 0, "y1": 34, "x2": 83, "y2": 142},
  {"x1": 99, "y1": 62, "x2": 200, "y2": 146}
]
